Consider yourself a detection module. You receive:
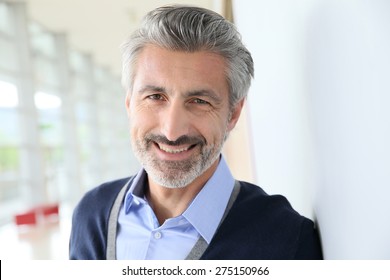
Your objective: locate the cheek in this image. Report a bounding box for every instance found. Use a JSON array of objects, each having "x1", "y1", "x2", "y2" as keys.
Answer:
[
  {"x1": 129, "y1": 107, "x2": 158, "y2": 137},
  {"x1": 199, "y1": 118, "x2": 229, "y2": 144}
]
